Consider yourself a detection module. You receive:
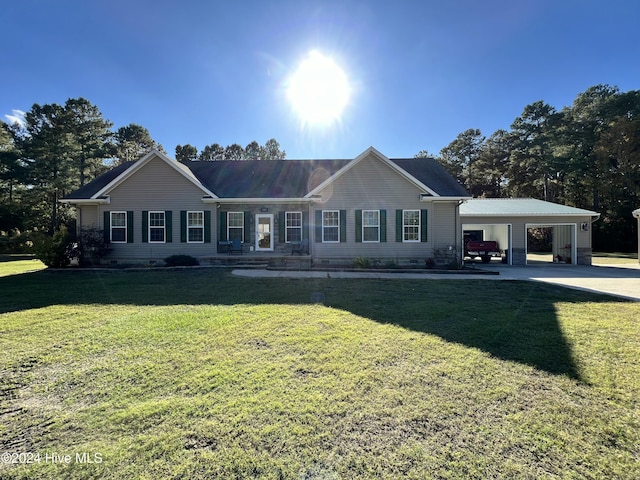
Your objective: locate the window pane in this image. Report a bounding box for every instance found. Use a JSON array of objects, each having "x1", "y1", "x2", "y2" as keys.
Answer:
[
  {"x1": 188, "y1": 227, "x2": 203, "y2": 242},
  {"x1": 150, "y1": 212, "x2": 164, "y2": 227},
  {"x1": 287, "y1": 228, "x2": 302, "y2": 242},
  {"x1": 404, "y1": 210, "x2": 419, "y2": 225},
  {"x1": 404, "y1": 227, "x2": 419, "y2": 241},
  {"x1": 111, "y1": 228, "x2": 126, "y2": 242},
  {"x1": 403, "y1": 210, "x2": 420, "y2": 241},
  {"x1": 322, "y1": 211, "x2": 339, "y2": 242},
  {"x1": 111, "y1": 212, "x2": 126, "y2": 227},
  {"x1": 188, "y1": 212, "x2": 203, "y2": 226},
  {"x1": 363, "y1": 226, "x2": 378, "y2": 242},
  {"x1": 150, "y1": 228, "x2": 164, "y2": 242},
  {"x1": 228, "y1": 228, "x2": 243, "y2": 242},
  {"x1": 324, "y1": 227, "x2": 338, "y2": 242},
  {"x1": 228, "y1": 212, "x2": 243, "y2": 227},
  {"x1": 286, "y1": 212, "x2": 302, "y2": 242},
  {"x1": 323, "y1": 211, "x2": 338, "y2": 226},
  {"x1": 286, "y1": 212, "x2": 302, "y2": 227},
  {"x1": 363, "y1": 211, "x2": 379, "y2": 226}
]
